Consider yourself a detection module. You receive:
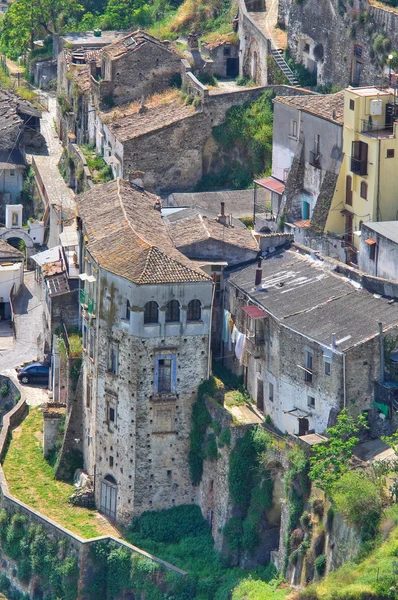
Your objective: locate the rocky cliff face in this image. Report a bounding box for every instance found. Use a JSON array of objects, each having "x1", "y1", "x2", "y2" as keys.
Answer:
[{"x1": 287, "y1": 0, "x2": 398, "y2": 87}]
